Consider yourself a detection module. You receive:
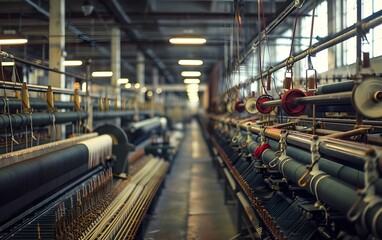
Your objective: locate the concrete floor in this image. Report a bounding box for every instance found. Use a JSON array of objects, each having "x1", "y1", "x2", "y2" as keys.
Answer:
[{"x1": 144, "y1": 120, "x2": 236, "y2": 240}]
